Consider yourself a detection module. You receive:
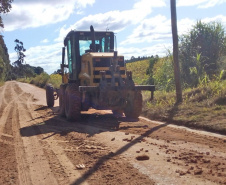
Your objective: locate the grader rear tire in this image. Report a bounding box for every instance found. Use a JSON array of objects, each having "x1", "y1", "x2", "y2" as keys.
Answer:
[
  {"x1": 65, "y1": 83, "x2": 81, "y2": 121},
  {"x1": 59, "y1": 84, "x2": 67, "y2": 116},
  {"x1": 46, "y1": 84, "x2": 54, "y2": 107},
  {"x1": 124, "y1": 91, "x2": 142, "y2": 119}
]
